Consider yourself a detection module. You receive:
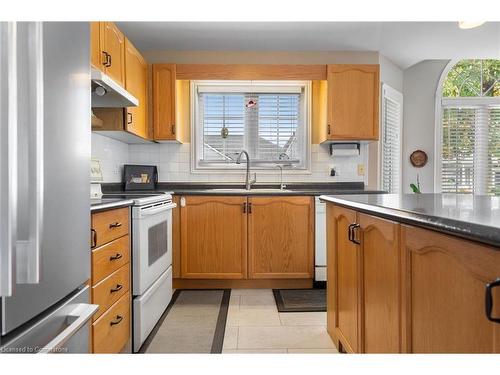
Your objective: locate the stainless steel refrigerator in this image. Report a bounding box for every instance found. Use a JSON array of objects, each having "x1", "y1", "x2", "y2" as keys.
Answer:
[{"x1": 0, "y1": 22, "x2": 97, "y2": 353}]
